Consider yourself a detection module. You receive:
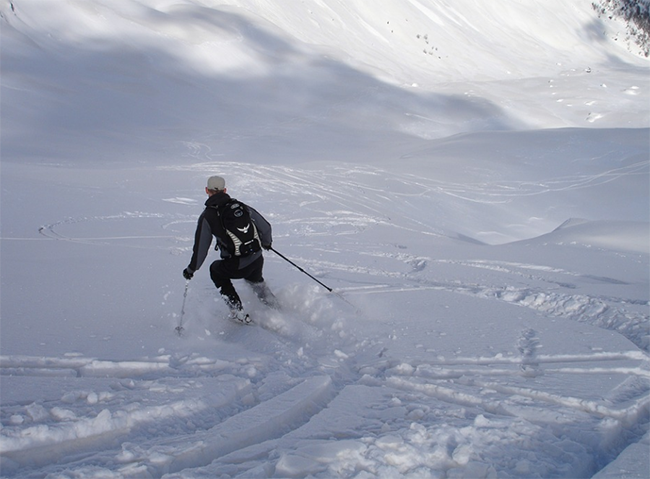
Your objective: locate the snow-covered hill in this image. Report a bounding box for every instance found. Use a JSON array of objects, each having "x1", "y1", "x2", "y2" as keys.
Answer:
[{"x1": 1, "y1": 1, "x2": 648, "y2": 478}]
